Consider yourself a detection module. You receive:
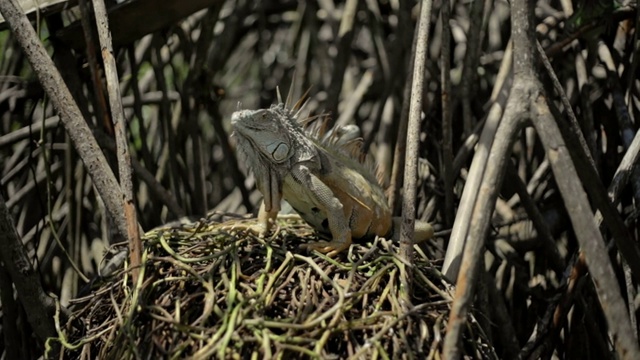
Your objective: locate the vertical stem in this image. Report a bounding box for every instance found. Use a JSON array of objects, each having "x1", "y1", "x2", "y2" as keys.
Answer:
[
  {"x1": 460, "y1": 0, "x2": 486, "y2": 135},
  {"x1": 92, "y1": 0, "x2": 142, "y2": 283},
  {"x1": 399, "y1": 0, "x2": 433, "y2": 308},
  {"x1": 323, "y1": 0, "x2": 358, "y2": 126},
  {"x1": 440, "y1": 0, "x2": 454, "y2": 226}
]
